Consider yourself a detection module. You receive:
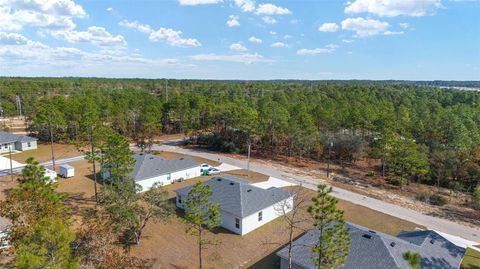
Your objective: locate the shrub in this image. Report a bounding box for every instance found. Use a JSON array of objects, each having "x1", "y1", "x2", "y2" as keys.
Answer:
[
  {"x1": 387, "y1": 176, "x2": 407, "y2": 186},
  {"x1": 473, "y1": 185, "x2": 480, "y2": 209},
  {"x1": 415, "y1": 193, "x2": 428, "y2": 203},
  {"x1": 365, "y1": 171, "x2": 375, "y2": 177},
  {"x1": 429, "y1": 194, "x2": 448, "y2": 206}
]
